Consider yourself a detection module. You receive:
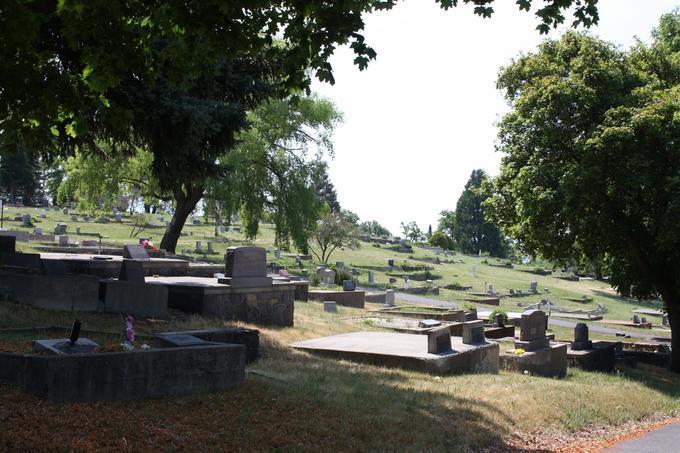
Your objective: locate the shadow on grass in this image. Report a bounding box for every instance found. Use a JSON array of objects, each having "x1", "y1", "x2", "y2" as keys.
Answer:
[
  {"x1": 591, "y1": 290, "x2": 663, "y2": 310},
  {"x1": 250, "y1": 338, "x2": 537, "y2": 451},
  {"x1": 617, "y1": 364, "x2": 680, "y2": 398}
]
